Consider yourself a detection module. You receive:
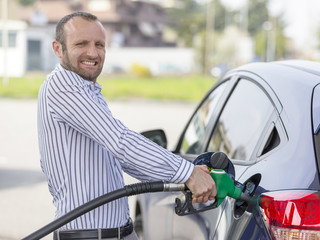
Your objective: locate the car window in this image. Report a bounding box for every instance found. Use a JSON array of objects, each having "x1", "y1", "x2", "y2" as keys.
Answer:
[
  {"x1": 207, "y1": 79, "x2": 274, "y2": 161},
  {"x1": 180, "y1": 81, "x2": 228, "y2": 154}
]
